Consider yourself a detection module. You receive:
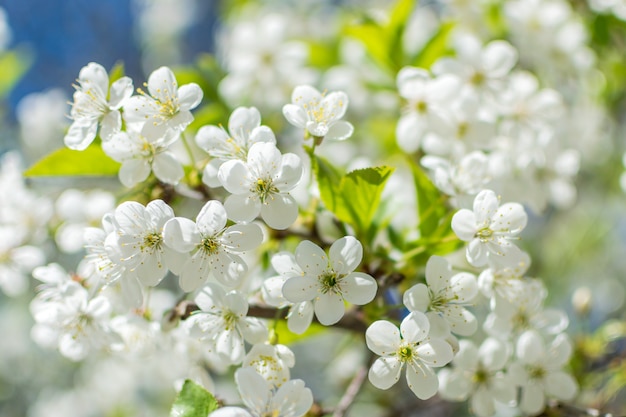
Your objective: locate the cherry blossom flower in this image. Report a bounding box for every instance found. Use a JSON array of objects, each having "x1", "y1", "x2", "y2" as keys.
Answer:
[
  {"x1": 218, "y1": 142, "x2": 303, "y2": 230},
  {"x1": 243, "y1": 342, "x2": 295, "y2": 388},
  {"x1": 209, "y1": 367, "x2": 313, "y2": 417},
  {"x1": 262, "y1": 251, "x2": 314, "y2": 334},
  {"x1": 451, "y1": 189, "x2": 527, "y2": 267},
  {"x1": 283, "y1": 85, "x2": 353, "y2": 143},
  {"x1": 108, "y1": 200, "x2": 182, "y2": 287},
  {"x1": 124, "y1": 66, "x2": 202, "y2": 135},
  {"x1": 403, "y1": 255, "x2": 478, "y2": 338},
  {"x1": 281, "y1": 237, "x2": 377, "y2": 326},
  {"x1": 195, "y1": 106, "x2": 276, "y2": 187},
  {"x1": 187, "y1": 283, "x2": 267, "y2": 365},
  {"x1": 438, "y1": 338, "x2": 516, "y2": 417},
  {"x1": 64, "y1": 62, "x2": 133, "y2": 150},
  {"x1": 508, "y1": 330, "x2": 578, "y2": 415},
  {"x1": 163, "y1": 200, "x2": 263, "y2": 291},
  {"x1": 366, "y1": 311, "x2": 454, "y2": 399},
  {"x1": 102, "y1": 125, "x2": 184, "y2": 188}
]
